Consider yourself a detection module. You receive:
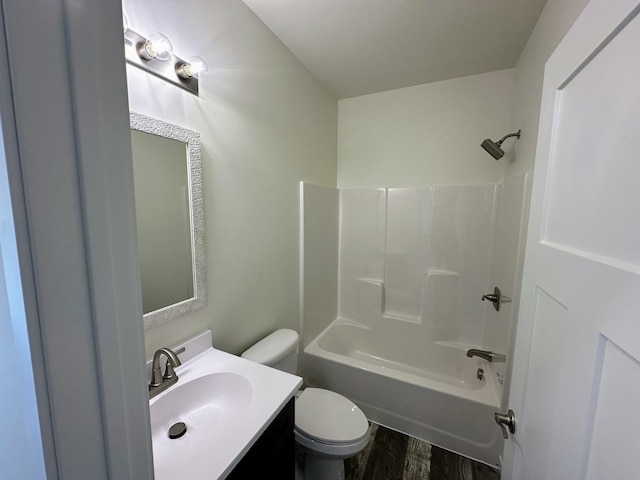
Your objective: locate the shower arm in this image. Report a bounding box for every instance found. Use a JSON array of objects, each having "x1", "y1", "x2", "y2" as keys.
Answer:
[{"x1": 496, "y1": 130, "x2": 521, "y2": 146}]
